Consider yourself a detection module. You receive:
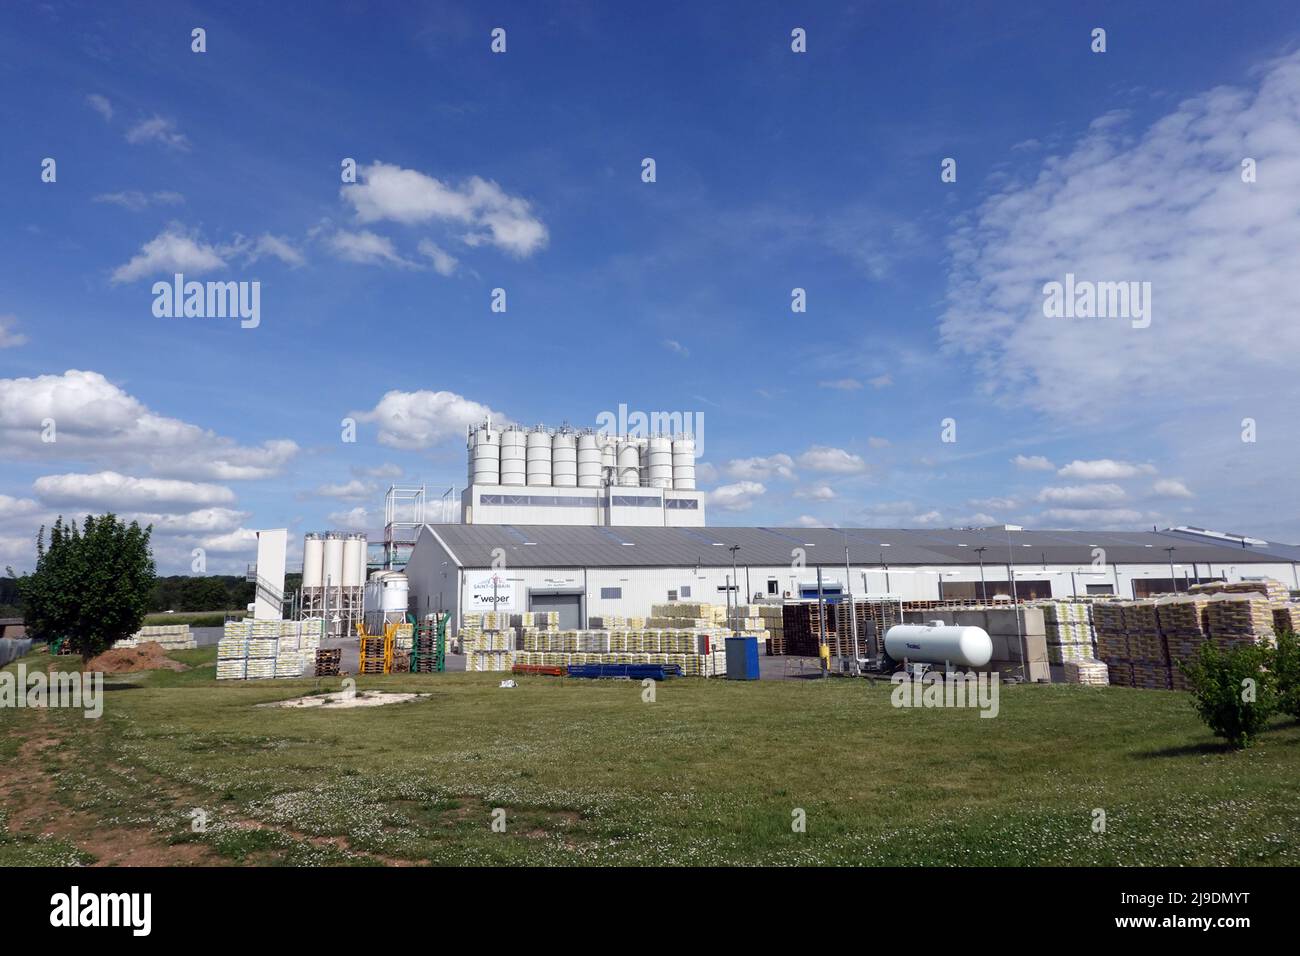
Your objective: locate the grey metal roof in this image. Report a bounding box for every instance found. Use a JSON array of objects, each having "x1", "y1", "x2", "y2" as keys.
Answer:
[{"x1": 418, "y1": 524, "x2": 1299, "y2": 570}]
